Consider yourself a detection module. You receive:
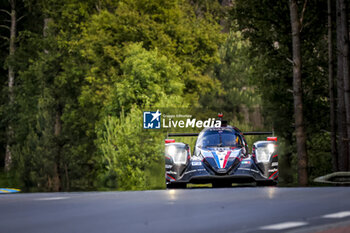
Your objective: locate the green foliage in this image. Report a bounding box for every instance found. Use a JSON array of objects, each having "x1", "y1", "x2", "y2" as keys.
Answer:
[
  {"x1": 96, "y1": 44, "x2": 187, "y2": 190},
  {"x1": 3, "y1": 0, "x2": 224, "y2": 191},
  {"x1": 97, "y1": 107, "x2": 165, "y2": 190},
  {"x1": 231, "y1": 0, "x2": 332, "y2": 183},
  {"x1": 105, "y1": 43, "x2": 184, "y2": 114},
  {"x1": 200, "y1": 31, "x2": 262, "y2": 122},
  {"x1": 307, "y1": 132, "x2": 333, "y2": 181},
  {"x1": 3, "y1": 0, "x2": 335, "y2": 191},
  {"x1": 0, "y1": 169, "x2": 22, "y2": 188},
  {"x1": 77, "y1": 0, "x2": 224, "y2": 104},
  {"x1": 12, "y1": 92, "x2": 58, "y2": 191}
]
